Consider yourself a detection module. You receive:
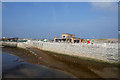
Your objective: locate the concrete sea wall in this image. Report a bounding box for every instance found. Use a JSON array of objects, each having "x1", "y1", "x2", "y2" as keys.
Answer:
[
  {"x1": 17, "y1": 41, "x2": 119, "y2": 63},
  {"x1": 2, "y1": 42, "x2": 17, "y2": 47},
  {"x1": 0, "y1": 41, "x2": 119, "y2": 63}
]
